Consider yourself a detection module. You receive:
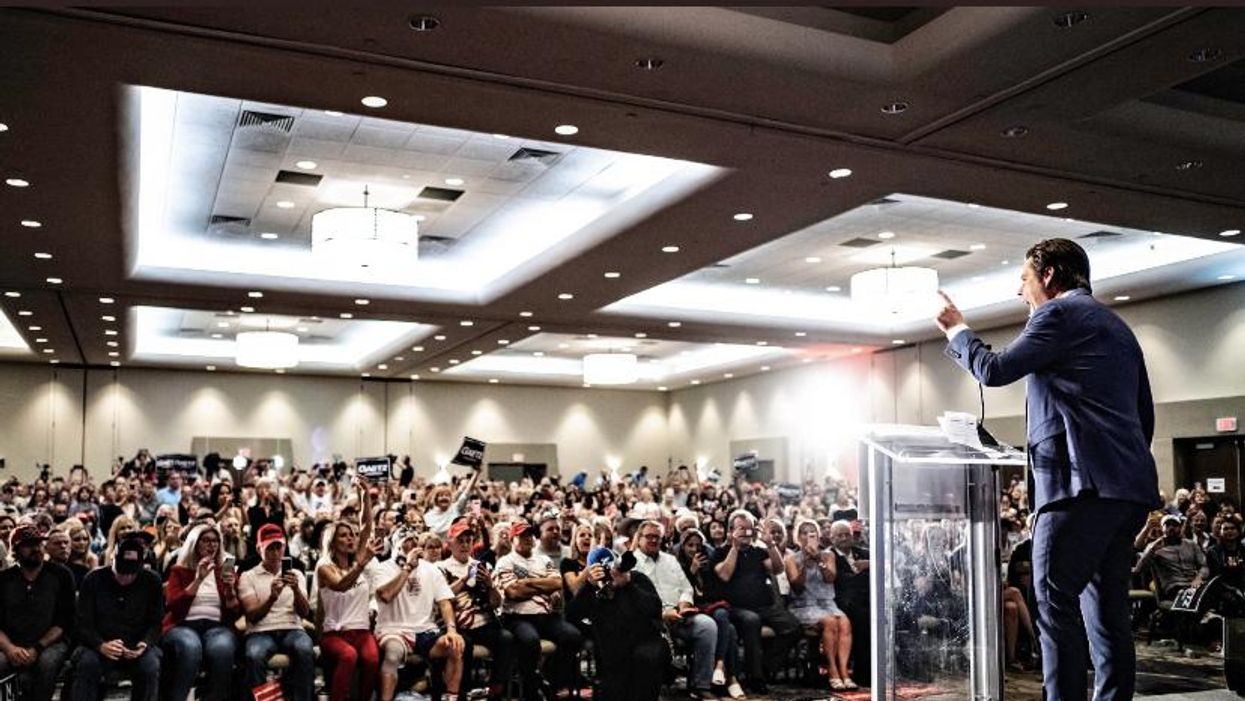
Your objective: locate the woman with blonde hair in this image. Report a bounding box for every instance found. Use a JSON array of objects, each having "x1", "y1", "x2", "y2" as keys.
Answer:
[
  {"x1": 103, "y1": 514, "x2": 139, "y2": 566},
  {"x1": 316, "y1": 487, "x2": 382, "y2": 701},
  {"x1": 162, "y1": 524, "x2": 241, "y2": 701},
  {"x1": 785, "y1": 519, "x2": 854, "y2": 691}
]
